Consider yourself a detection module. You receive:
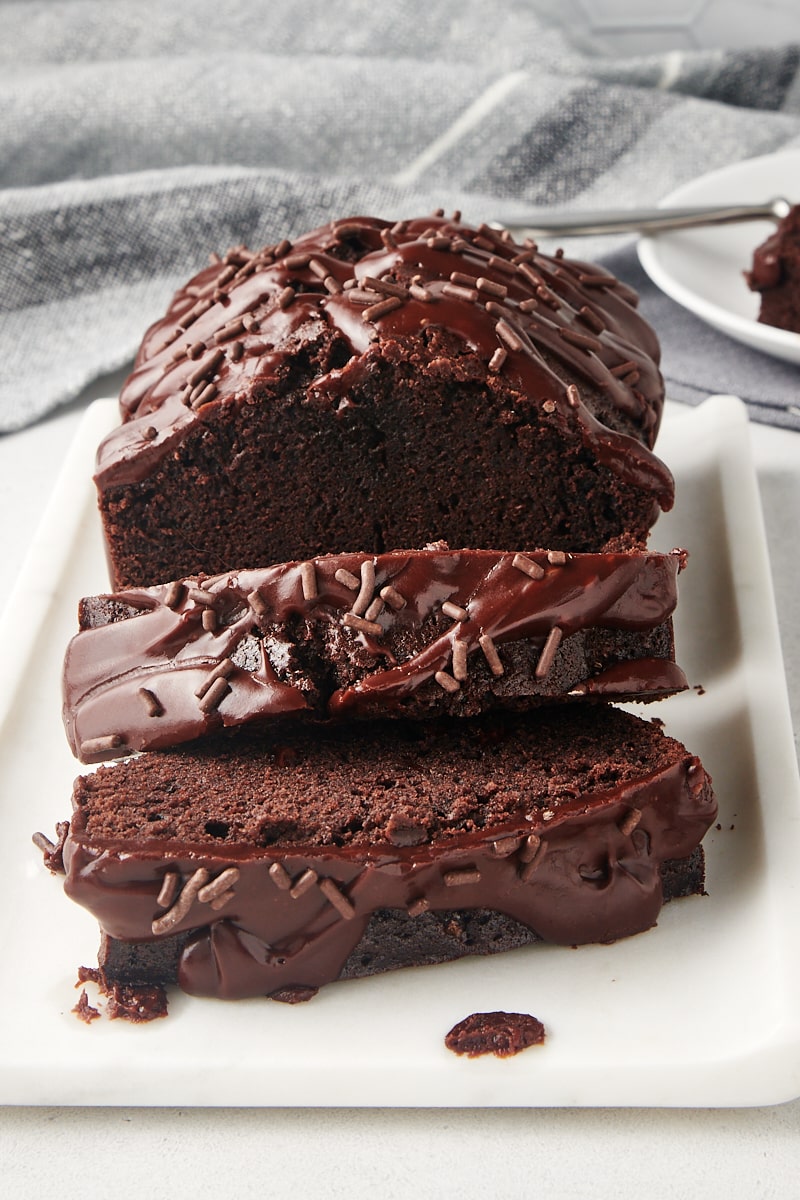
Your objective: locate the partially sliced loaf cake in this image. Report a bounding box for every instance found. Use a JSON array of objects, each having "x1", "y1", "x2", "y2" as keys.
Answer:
[
  {"x1": 63, "y1": 547, "x2": 688, "y2": 762},
  {"x1": 45, "y1": 707, "x2": 715, "y2": 1003},
  {"x1": 95, "y1": 214, "x2": 673, "y2": 588}
]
